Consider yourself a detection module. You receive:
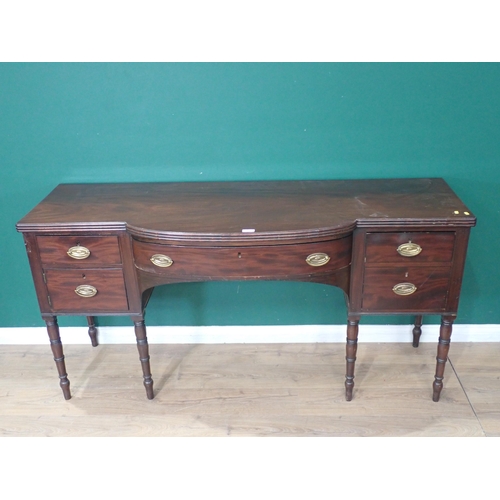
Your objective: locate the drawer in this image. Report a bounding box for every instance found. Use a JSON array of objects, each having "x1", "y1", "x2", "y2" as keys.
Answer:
[
  {"x1": 44, "y1": 269, "x2": 128, "y2": 312},
  {"x1": 361, "y1": 267, "x2": 451, "y2": 312},
  {"x1": 38, "y1": 236, "x2": 122, "y2": 267},
  {"x1": 365, "y1": 232, "x2": 455, "y2": 264},
  {"x1": 133, "y1": 237, "x2": 352, "y2": 279}
]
